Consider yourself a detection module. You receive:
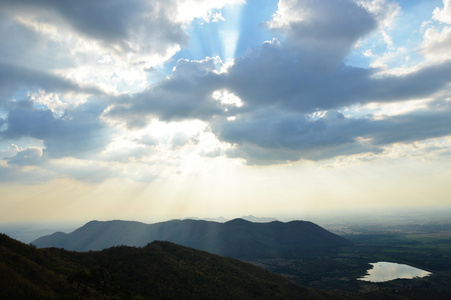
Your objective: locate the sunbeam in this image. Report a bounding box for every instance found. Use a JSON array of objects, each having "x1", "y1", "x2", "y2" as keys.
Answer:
[
  {"x1": 1, "y1": 0, "x2": 451, "y2": 236},
  {"x1": 219, "y1": 3, "x2": 245, "y2": 61}
]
